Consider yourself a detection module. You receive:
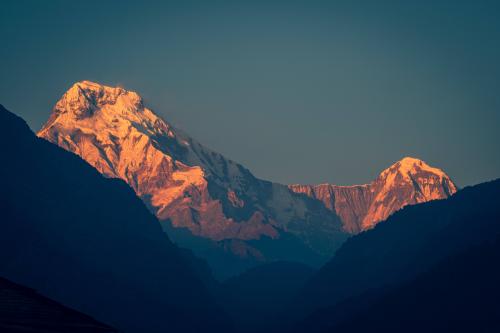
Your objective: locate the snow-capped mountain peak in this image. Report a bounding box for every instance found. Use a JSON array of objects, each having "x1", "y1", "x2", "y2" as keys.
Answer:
[
  {"x1": 37, "y1": 81, "x2": 346, "y2": 266},
  {"x1": 380, "y1": 157, "x2": 449, "y2": 183},
  {"x1": 40, "y1": 81, "x2": 172, "y2": 140}
]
